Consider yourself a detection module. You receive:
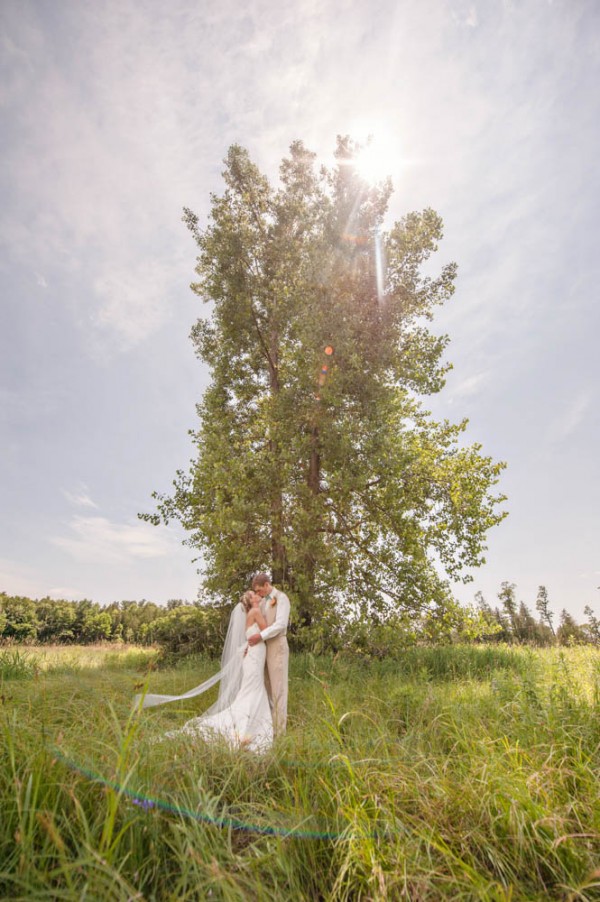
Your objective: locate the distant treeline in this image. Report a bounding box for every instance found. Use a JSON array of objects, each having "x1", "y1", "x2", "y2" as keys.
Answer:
[
  {"x1": 0, "y1": 594, "x2": 218, "y2": 647},
  {"x1": 472, "y1": 583, "x2": 600, "y2": 647},
  {"x1": 0, "y1": 584, "x2": 599, "y2": 655}
]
